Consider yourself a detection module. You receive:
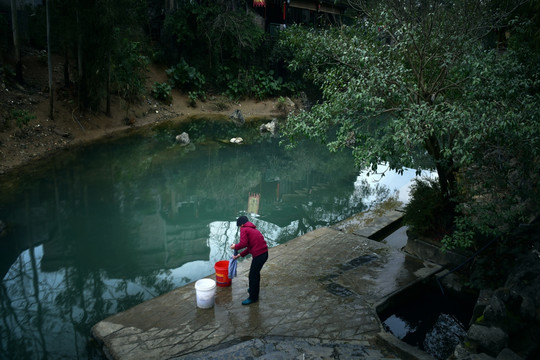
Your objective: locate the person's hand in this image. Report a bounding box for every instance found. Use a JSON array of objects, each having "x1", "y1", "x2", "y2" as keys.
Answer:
[
  {"x1": 230, "y1": 244, "x2": 235, "y2": 249},
  {"x1": 233, "y1": 254, "x2": 241, "y2": 260}
]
